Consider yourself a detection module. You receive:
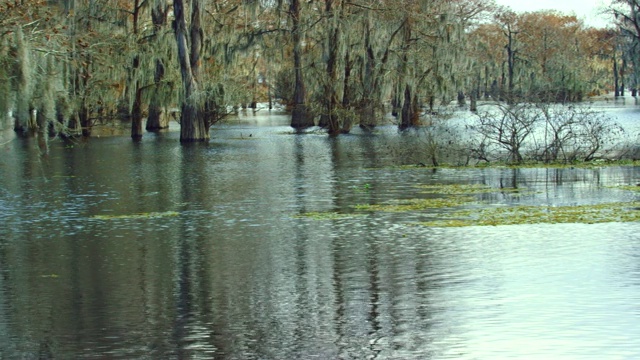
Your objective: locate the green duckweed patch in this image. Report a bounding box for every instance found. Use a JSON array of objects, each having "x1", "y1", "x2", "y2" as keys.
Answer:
[
  {"x1": 354, "y1": 196, "x2": 476, "y2": 212},
  {"x1": 294, "y1": 211, "x2": 365, "y2": 220},
  {"x1": 91, "y1": 211, "x2": 180, "y2": 220},
  {"x1": 298, "y1": 182, "x2": 639, "y2": 226},
  {"x1": 418, "y1": 183, "x2": 490, "y2": 195},
  {"x1": 610, "y1": 184, "x2": 640, "y2": 192},
  {"x1": 417, "y1": 183, "x2": 527, "y2": 195},
  {"x1": 419, "y1": 202, "x2": 640, "y2": 227}
]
